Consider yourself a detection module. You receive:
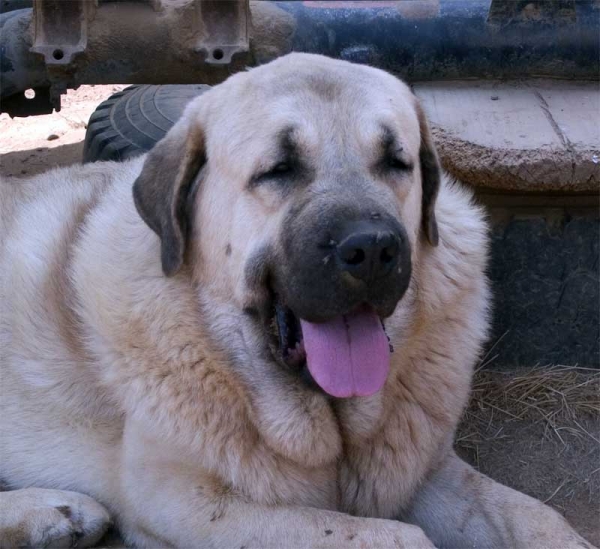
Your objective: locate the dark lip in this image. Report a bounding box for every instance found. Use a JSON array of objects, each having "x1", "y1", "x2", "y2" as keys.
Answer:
[
  {"x1": 262, "y1": 291, "x2": 394, "y2": 365},
  {"x1": 271, "y1": 276, "x2": 401, "y2": 324},
  {"x1": 263, "y1": 295, "x2": 307, "y2": 372},
  {"x1": 274, "y1": 300, "x2": 305, "y2": 367}
]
